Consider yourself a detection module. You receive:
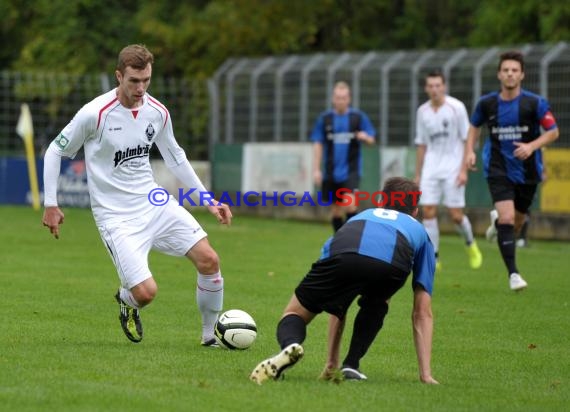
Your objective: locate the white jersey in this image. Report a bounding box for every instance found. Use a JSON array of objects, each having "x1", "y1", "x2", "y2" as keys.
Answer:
[
  {"x1": 49, "y1": 88, "x2": 191, "y2": 224},
  {"x1": 414, "y1": 95, "x2": 469, "y2": 179}
]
